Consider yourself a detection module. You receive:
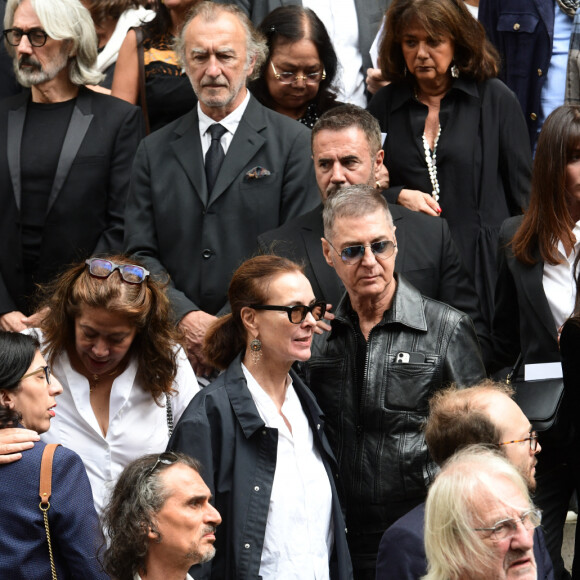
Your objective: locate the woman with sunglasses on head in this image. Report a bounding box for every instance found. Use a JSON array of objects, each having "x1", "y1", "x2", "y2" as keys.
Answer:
[
  {"x1": 0, "y1": 255, "x2": 199, "y2": 517},
  {"x1": 0, "y1": 331, "x2": 108, "y2": 579},
  {"x1": 168, "y1": 255, "x2": 352, "y2": 580},
  {"x1": 248, "y1": 6, "x2": 340, "y2": 128}
]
